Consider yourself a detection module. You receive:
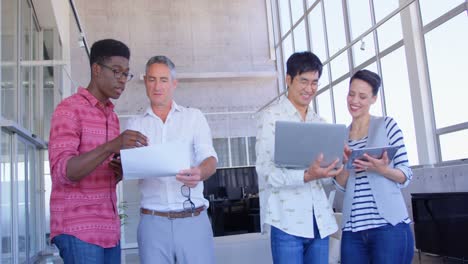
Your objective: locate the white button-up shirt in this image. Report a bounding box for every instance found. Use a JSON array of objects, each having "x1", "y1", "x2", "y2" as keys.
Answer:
[
  {"x1": 255, "y1": 97, "x2": 338, "y2": 238},
  {"x1": 125, "y1": 101, "x2": 218, "y2": 211}
]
